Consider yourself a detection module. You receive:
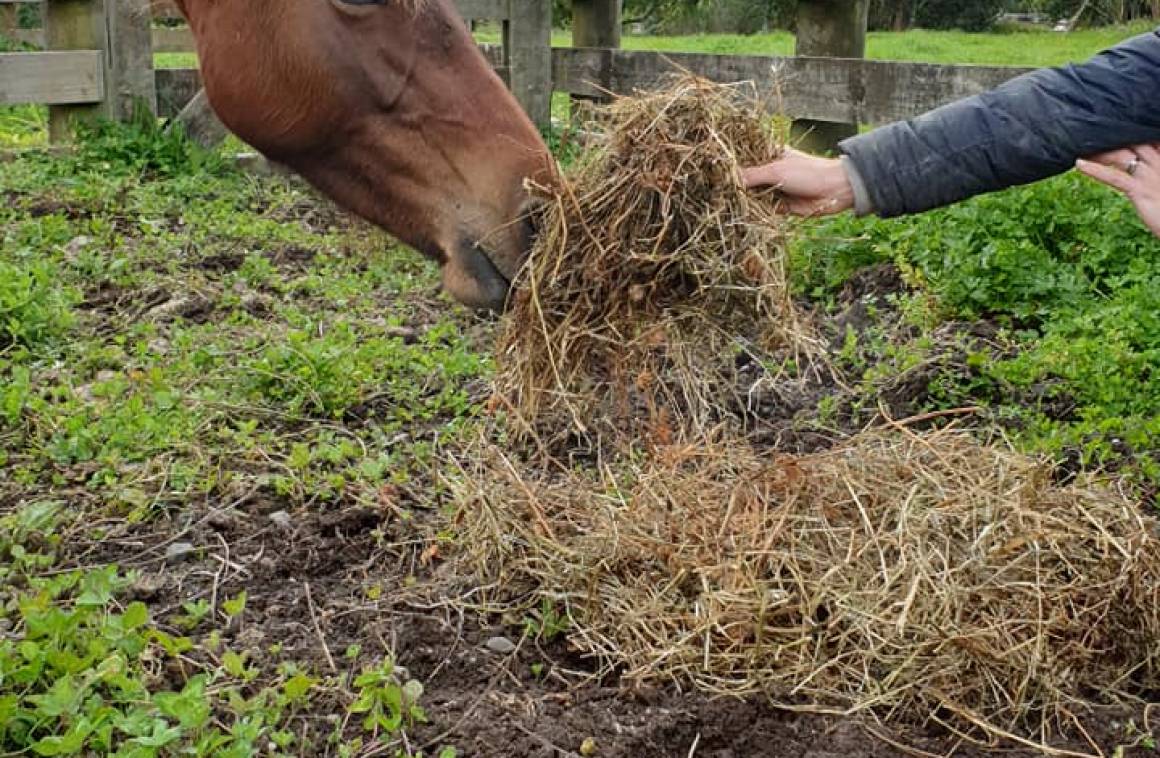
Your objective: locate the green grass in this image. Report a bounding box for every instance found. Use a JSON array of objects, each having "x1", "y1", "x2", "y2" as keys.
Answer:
[
  {"x1": 154, "y1": 52, "x2": 197, "y2": 68},
  {"x1": 474, "y1": 20, "x2": 1155, "y2": 66},
  {"x1": 0, "y1": 119, "x2": 470, "y2": 757},
  {"x1": 792, "y1": 171, "x2": 1160, "y2": 485}
]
